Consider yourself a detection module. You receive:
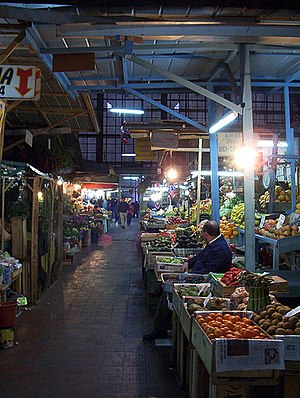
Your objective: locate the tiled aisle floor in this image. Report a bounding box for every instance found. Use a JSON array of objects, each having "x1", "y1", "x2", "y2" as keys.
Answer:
[{"x1": 0, "y1": 219, "x2": 189, "y2": 398}]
